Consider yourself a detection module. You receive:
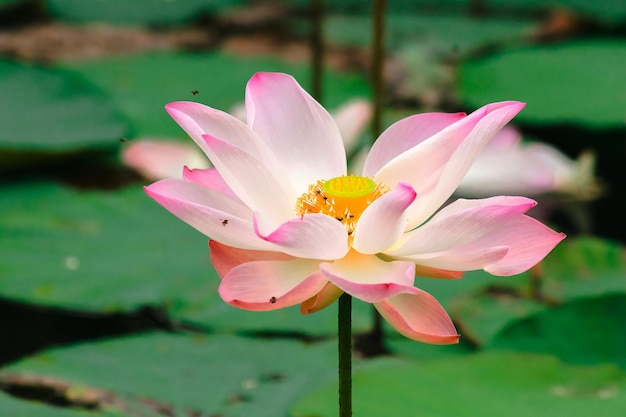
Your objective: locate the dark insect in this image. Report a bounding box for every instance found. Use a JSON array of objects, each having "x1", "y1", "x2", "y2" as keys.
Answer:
[
  {"x1": 269, "y1": 296, "x2": 277, "y2": 304},
  {"x1": 191, "y1": 89, "x2": 199, "y2": 95},
  {"x1": 222, "y1": 219, "x2": 229, "y2": 226},
  {"x1": 119, "y1": 137, "x2": 129, "y2": 142}
]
